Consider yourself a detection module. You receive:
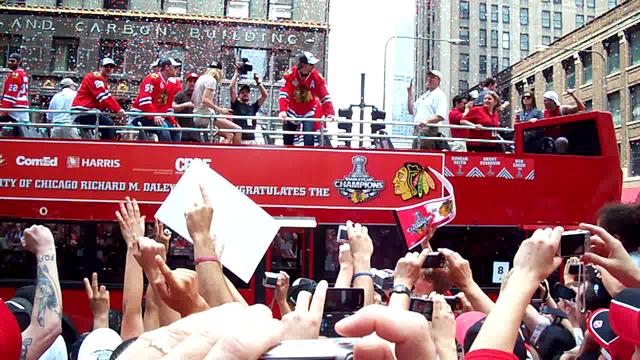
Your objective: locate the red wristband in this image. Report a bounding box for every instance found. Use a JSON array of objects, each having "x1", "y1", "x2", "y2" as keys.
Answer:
[{"x1": 194, "y1": 256, "x2": 219, "y2": 266}]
